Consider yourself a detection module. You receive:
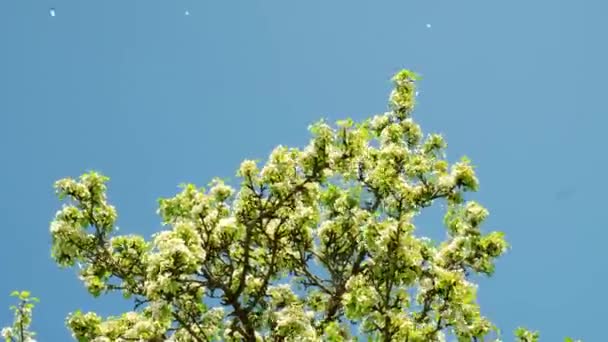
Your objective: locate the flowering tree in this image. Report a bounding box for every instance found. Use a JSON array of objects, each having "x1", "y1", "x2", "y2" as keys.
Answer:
[
  {"x1": 3, "y1": 70, "x2": 579, "y2": 341},
  {"x1": 2, "y1": 292, "x2": 38, "y2": 342}
]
